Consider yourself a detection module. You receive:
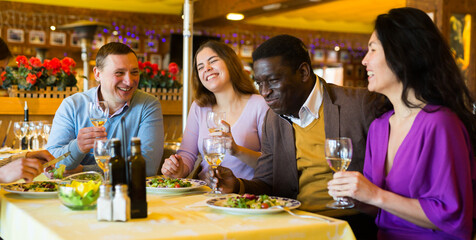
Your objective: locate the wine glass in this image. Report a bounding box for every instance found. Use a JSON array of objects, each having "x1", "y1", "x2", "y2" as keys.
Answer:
[
  {"x1": 203, "y1": 137, "x2": 226, "y2": 196},
  {"x1": 325, "y1": 137, "x2": 354, "y2": 209},
  {"x1": 94, "y1": 139, "x2": 111, "y2": 184},
  {"x1": 42, "y1": 124, "x2": 52, "y2": 143},
  {"x1": 206, "y1": 111, "x2": 226, "y2": 136},
  {"x1": 29, "y1": 121, "x2": 40, "y2": 150},
  {"x1": 13, "y1": 121, "x2": 28, "y2": 151},
  {"x1": 88, "y1": 101, "x2": 109, "y2": 127},
  {"x1": 36, "y1": 121, "x2": 48, "y2": 148}
]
